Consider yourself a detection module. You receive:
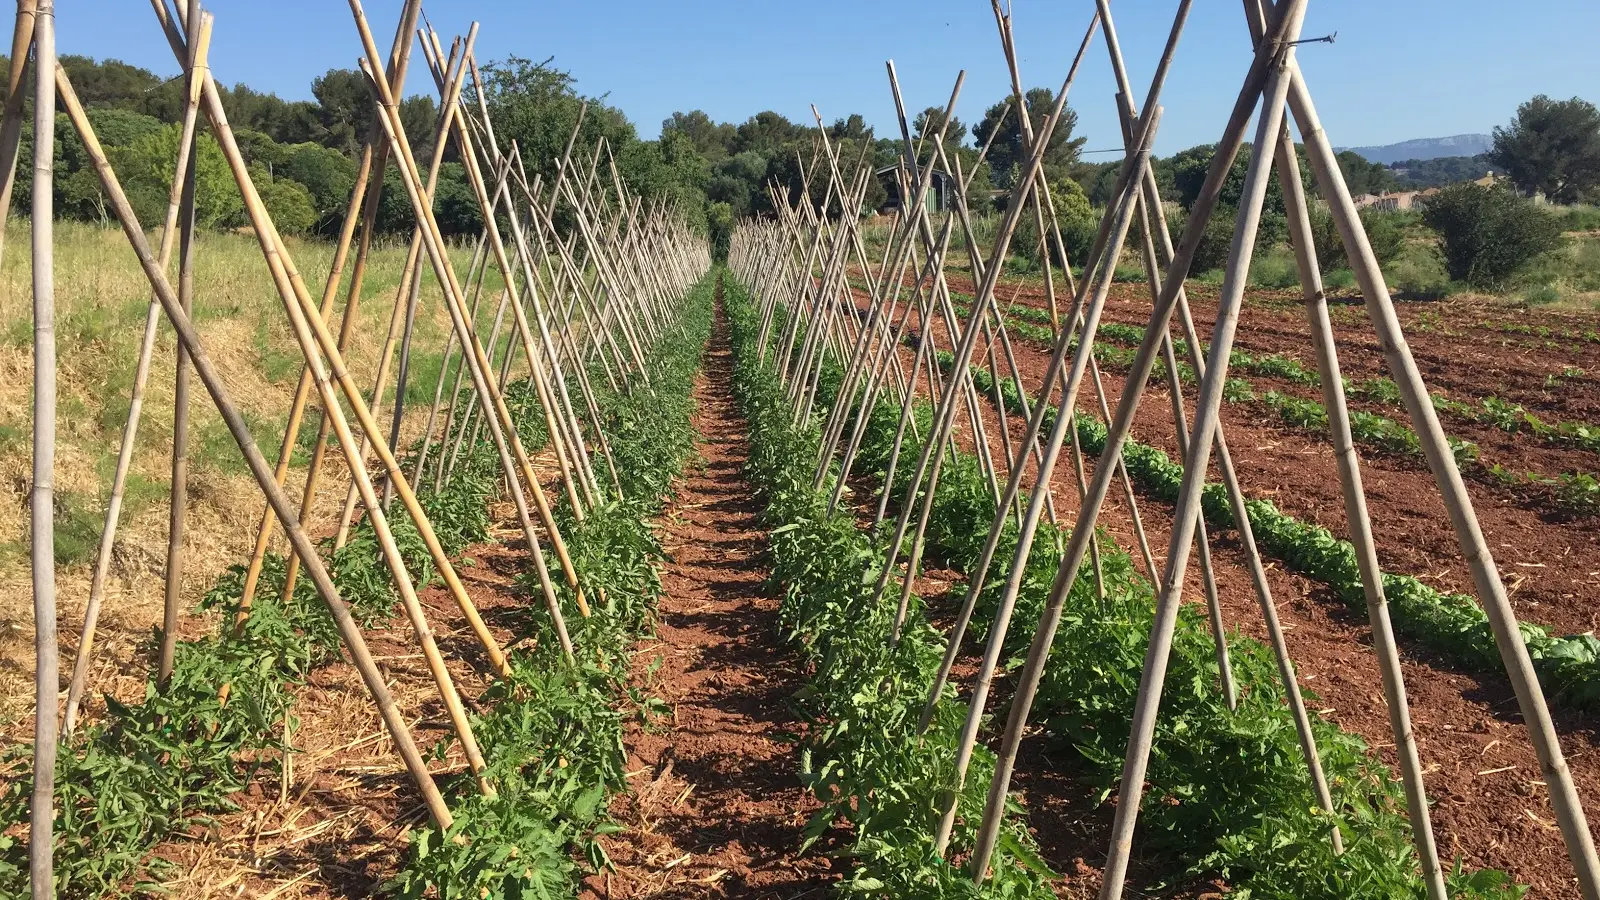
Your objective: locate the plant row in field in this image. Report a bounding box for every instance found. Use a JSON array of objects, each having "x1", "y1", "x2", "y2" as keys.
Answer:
[
  {"x1": 1477, "y1": 317, "x2": 1600, "y2": 348},
  {"x1": 391, "y1": 273, "x2": 713, "y2": 897},
  {"x1": 943, "y1": 349, "x2": 1600, "y2": 721},
  {"x1": 0, "y1": 399, "x2": 510, "y2": 897},
  {"x1": 736, "y1": 276, "x2": 1522, "y2": 898},
  {"x1": 727, "y1": 277, "x2": 1060, "y2": 898},
  {"x1": 949, "y1": 290, "x2": 1600, "y2": 514}
]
